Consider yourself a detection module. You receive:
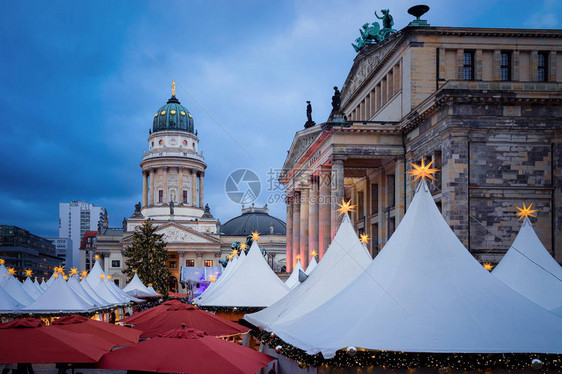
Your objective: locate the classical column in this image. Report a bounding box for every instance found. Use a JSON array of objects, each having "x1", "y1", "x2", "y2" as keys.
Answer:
[
  {"x1": 162, "y1": 167, "x2": 168, "y2": 203},
  {"x1": 149, "y1": 169, "x2": 155, "y2": 206},
  {"x1": 192, "y1": 170, "x2": 197, "y2": 207},
  {"x1": 286, "y1": 195, "x2": 294, "y2": 272},
  {"x1": 199, "y1": 173, "x2": 204, "y2": 208},
  {"x1": 292, "y1": 192, "x2": 301, "y2": 268},
  {"x1": 178, "y1": 168, "x2": 183, "y2": 204},
  {"x1": 318, "y1": 167, "x2": 331, "y2": 258},
  {"x1": 308, "y1": 176, "x2": 319, "y2": 263},
  {"x1": 142, "y1": 171, "x2": 148, "y2": 208},
  {"x1": 299, "y1": 186, "x2": 310, "y2": 268},
  {"x1": 331, "y1": 158, "x2": 345, "y2": 239}
]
